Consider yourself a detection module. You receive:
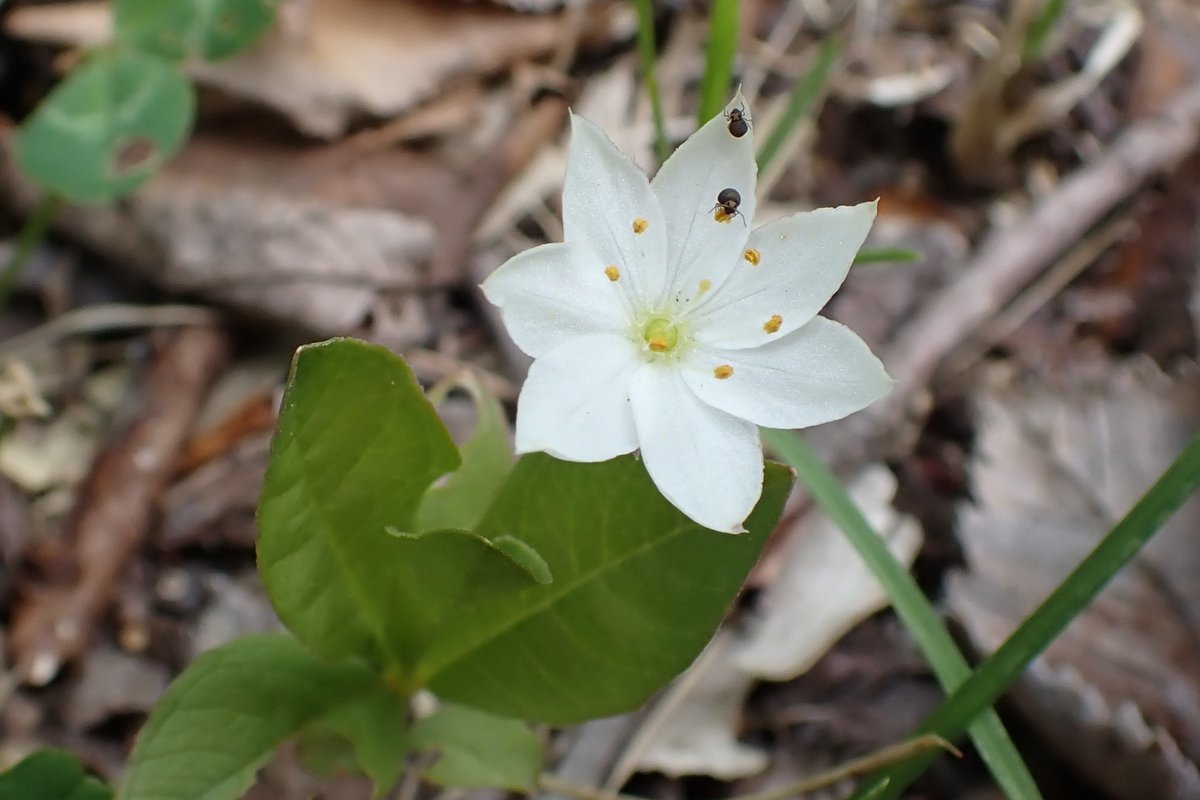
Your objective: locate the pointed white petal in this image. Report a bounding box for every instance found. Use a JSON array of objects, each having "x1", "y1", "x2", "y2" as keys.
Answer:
[
  {"x1": 515, "y1": 334, "x2": 642, "y2": 461},
  {"x1": 630, "y1": 362, "x2": 763, "y2": 533},
  {"x1": 693, "y1": 202, "x2": 877, "y2": 350},
  {"x1": 563, "y1": 113, "x2": 669, "y2": 308},
  {"x1": 651, "y1": 93, "x2": 757, "y2": 306},
  {"x1": 480, "y1": 242, "x2": 630, "y2": 359},
  {"x1": 681, "y1": 316, "x2": 893, "y2": 429}
]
